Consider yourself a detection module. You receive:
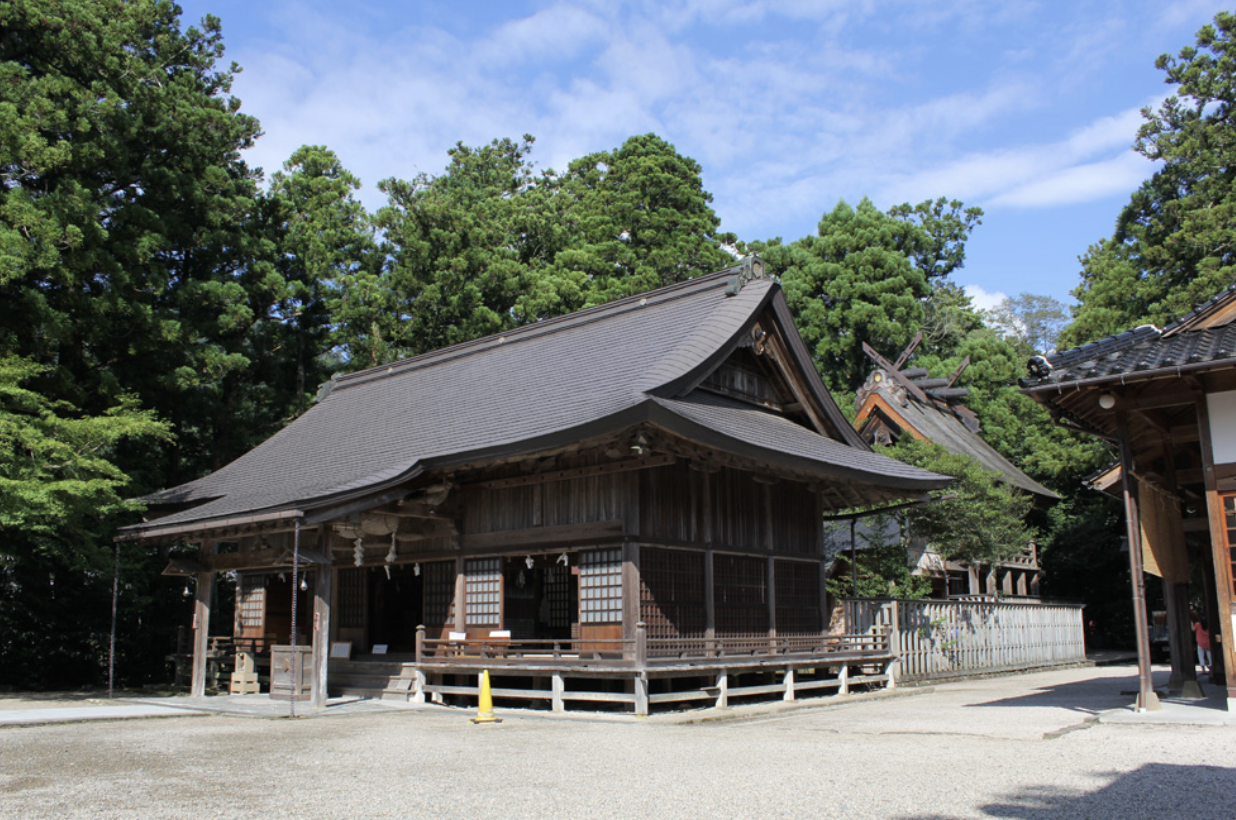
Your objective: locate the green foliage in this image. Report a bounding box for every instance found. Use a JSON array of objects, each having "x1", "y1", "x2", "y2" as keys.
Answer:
[
  {"x1": 0, "y1": 357, "x2": 170, "y2": 541},
  {"x1": 0, "y1": 356, "x2": 171, "y2": 688},
  {"x1": 553, "y1": 133, "x2": 737, "y2": 305},
  {"x1": 883, "y1": 438, "x2": 1035, "y2": 565},
  {"x1": 1066, "y1": 11, "x2": 1236, "y2": 346},
  {"x1": 886, "y1": 197, "x2": 984, "y2": 281},
  {"x1": 372, "y1": 133, "x2": 734, "y2": 360},
  {"x1": 1039, "y1": 494, "x2": 1134, "y2": 649},
  {"x1": 759, "y1": 199, "x2": 931, "y2": 393},
  {"x1": 825, "y1": 515, "x2": 933, "y2": 600}
]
